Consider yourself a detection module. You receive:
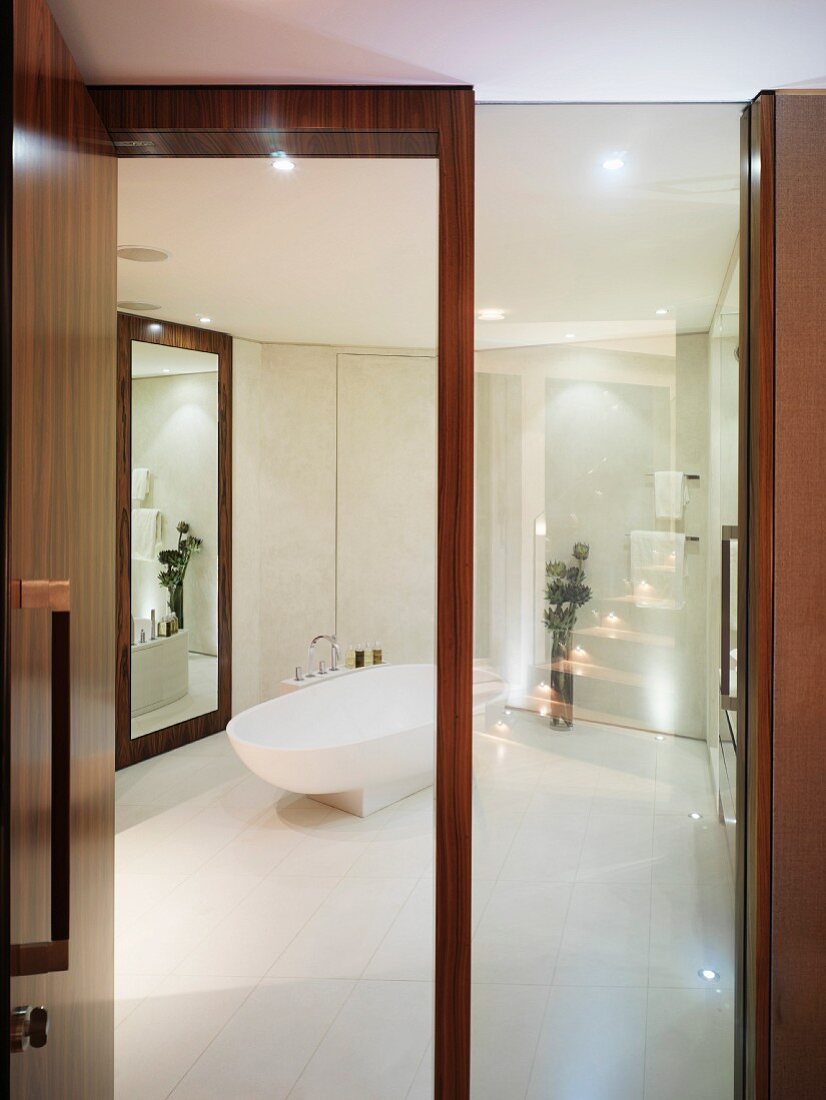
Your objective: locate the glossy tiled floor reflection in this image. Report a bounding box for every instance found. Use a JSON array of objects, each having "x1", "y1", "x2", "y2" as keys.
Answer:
[{"x1": 115, "y1": 714, "x2": 734, "y2": 1099}]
